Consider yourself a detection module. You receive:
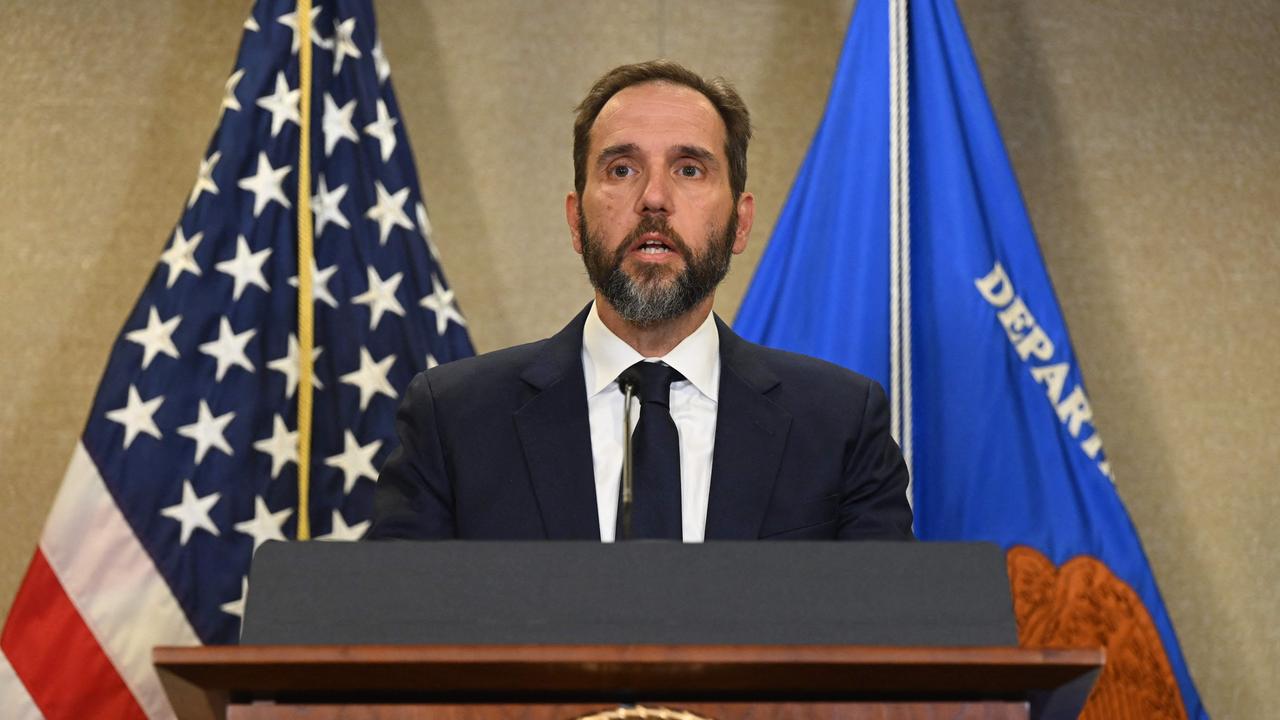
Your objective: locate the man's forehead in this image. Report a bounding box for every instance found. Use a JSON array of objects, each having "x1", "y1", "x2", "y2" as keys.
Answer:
[{"x1": 590, "y1": 81, "x2": 726, "y2": 155}]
